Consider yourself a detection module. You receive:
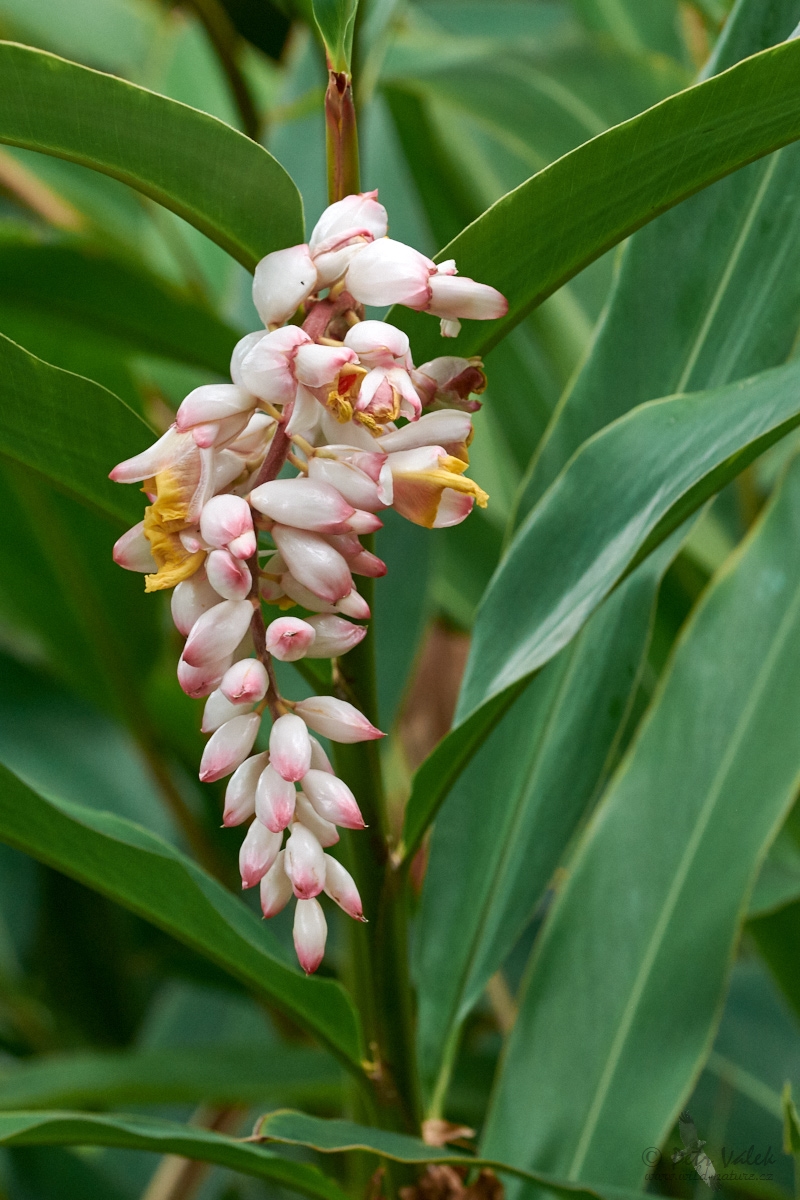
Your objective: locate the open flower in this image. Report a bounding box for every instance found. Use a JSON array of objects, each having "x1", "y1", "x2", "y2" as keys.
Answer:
[
  {"x1": 343, "y1": 320, "x2": 421, "y2": 426},
  {"x1": 387, "y1": 445, "x2": 489, "y2": 528}
]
